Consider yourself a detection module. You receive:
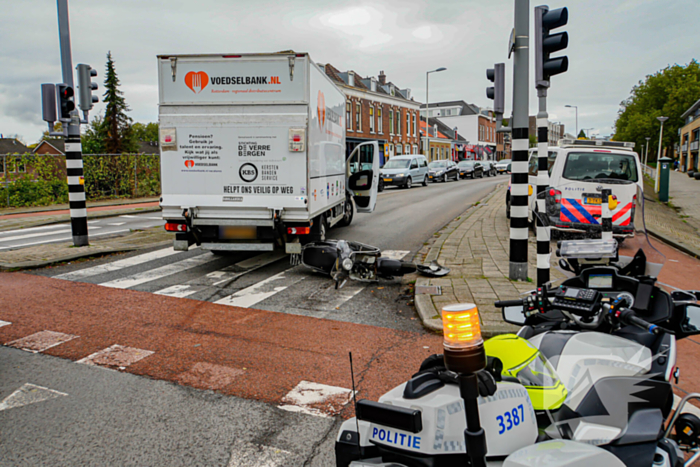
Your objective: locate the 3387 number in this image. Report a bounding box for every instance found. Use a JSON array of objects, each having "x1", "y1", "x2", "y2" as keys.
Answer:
[{"x1": 497, "y1": 404, "x2": 525, "y2": 434}]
